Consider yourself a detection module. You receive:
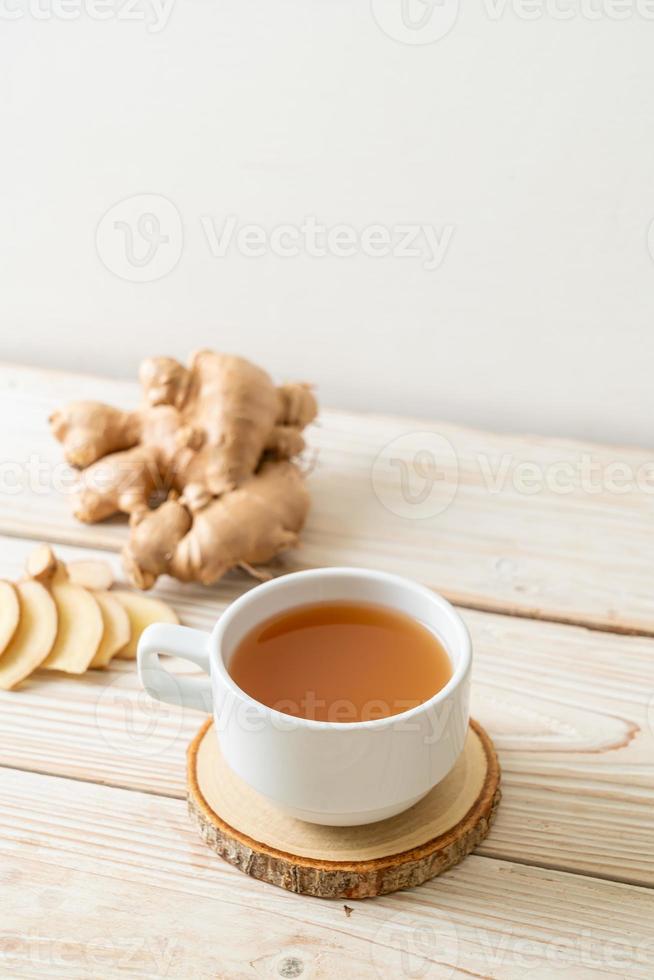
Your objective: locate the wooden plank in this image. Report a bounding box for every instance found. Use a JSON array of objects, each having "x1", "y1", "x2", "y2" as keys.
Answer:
[
  {"x1": 2, "y1": 362, "x2": 654, "y2": 634},
  {"x1": 2, "y1": 766, "x2": 652, "y2": 980},
  {"x1": 0, "y1": 536, "x2": 651, "y2": 886}
]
